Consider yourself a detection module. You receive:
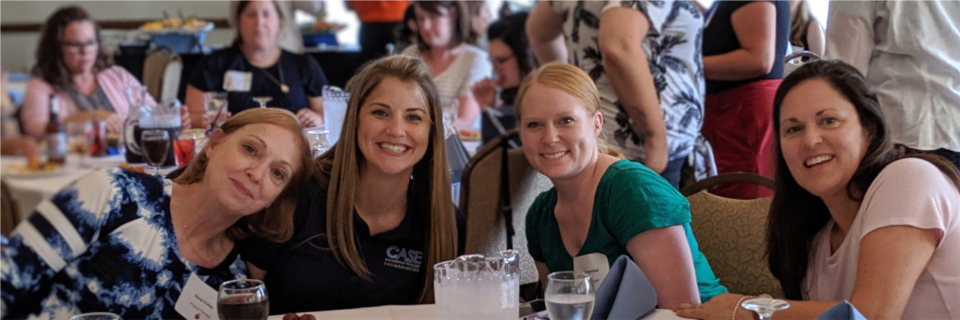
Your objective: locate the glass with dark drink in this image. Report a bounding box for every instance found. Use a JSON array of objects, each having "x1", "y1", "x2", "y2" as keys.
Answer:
[
  {"x1": 141, "y1": 129, "x2": 170, "y2": 176},
  {"x1": 218, "y1": 279, "x2": 269, "y2": 320}
]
